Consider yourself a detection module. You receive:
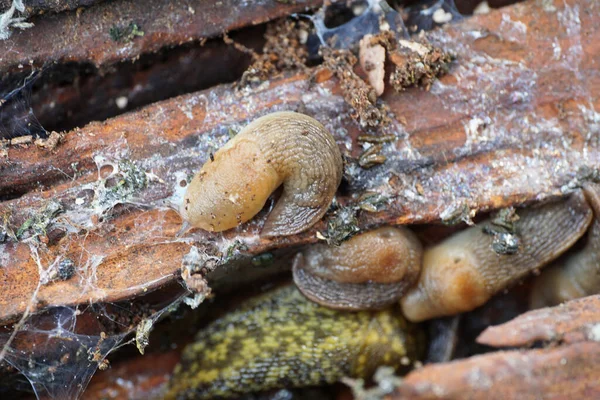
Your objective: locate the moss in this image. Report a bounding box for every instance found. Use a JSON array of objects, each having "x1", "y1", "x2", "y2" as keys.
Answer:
[{"x1": 96, "y1": 160, "x2": 147, "y2": 210}]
